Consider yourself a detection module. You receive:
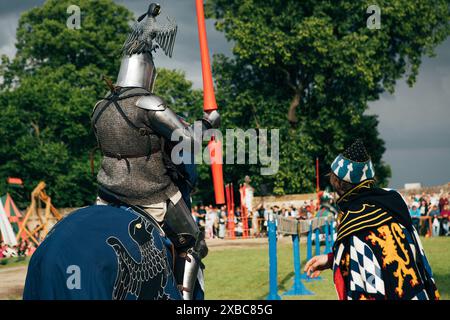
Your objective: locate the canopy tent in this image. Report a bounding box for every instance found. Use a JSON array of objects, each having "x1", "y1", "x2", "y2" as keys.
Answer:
[
  {"x1": 1, "y1": 193, "x2": 23, "y2": 234},
  {"x1": 0, "y1": 197, "x2": 18, "y2": 246}
]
